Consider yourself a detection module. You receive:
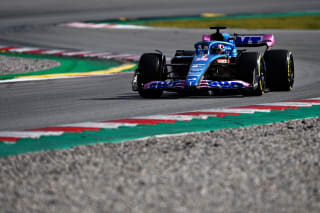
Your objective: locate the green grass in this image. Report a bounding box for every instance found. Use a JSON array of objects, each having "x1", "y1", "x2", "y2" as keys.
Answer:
[
  {"x1": 141, "y1": 15, "x2": 320, "y2": 30},
  {"x1": 0, "y1": 52, "x2": 122, "y2": 80}
]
